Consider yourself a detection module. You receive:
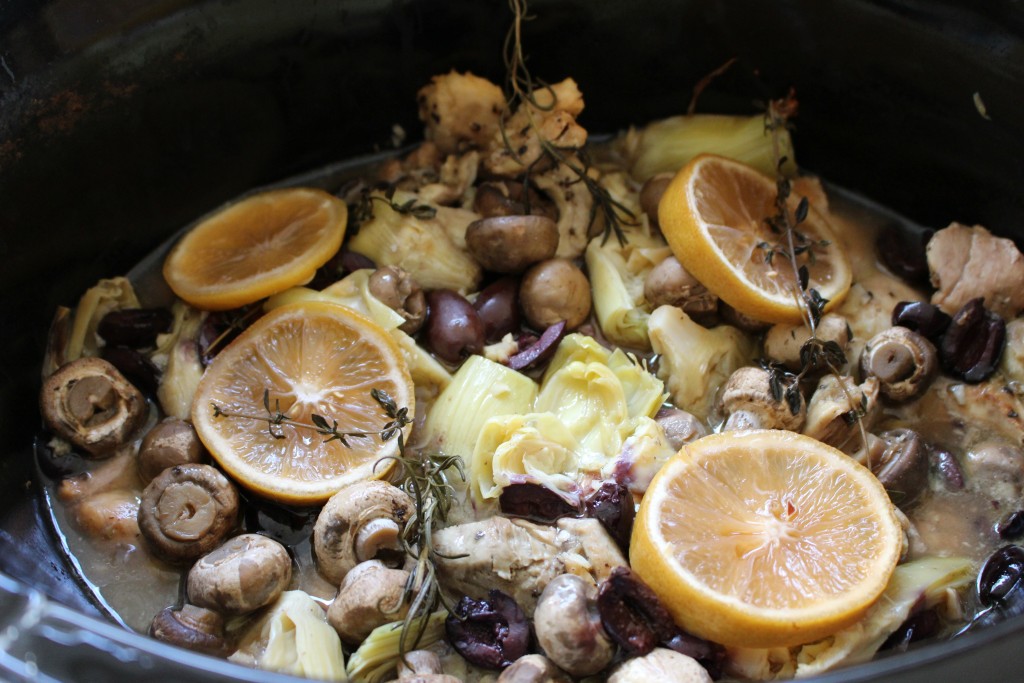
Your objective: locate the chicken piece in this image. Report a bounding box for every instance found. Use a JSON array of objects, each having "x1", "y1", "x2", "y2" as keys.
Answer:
[
  {"x1": 432, "y1": 516, "x2": 626, "y2": 615},
  {"x1": 419, "y1": 151, "x2": 480, "y2": 206},
  {"x1": 484, "y1": 78, "x2": 588, "y2": 177},
  {"x1": 73, "y1": 490, "x2": 141, "y2": 544},
  {"x1": 532, "y1": 160, "x2": 595, "y2": 259},
  {"x1": 417, "y1": 71, "x2": 506, "y2": 155},
  {"x1": 57, "y1": 450, "x2": 139, "y2": 504},
  {"x1": 926, "y1": 222, "x2": 1024, "y2": 319}
]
